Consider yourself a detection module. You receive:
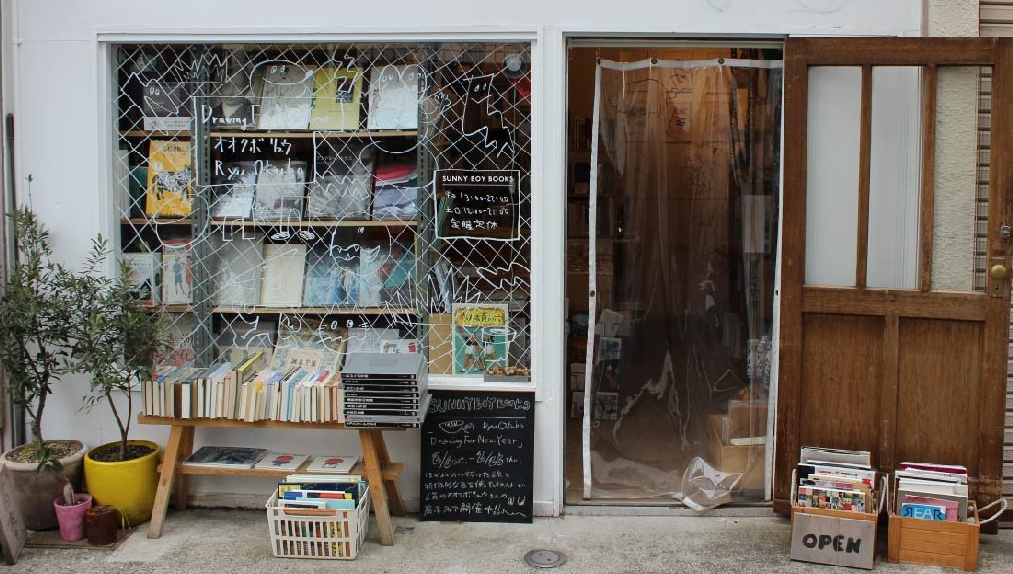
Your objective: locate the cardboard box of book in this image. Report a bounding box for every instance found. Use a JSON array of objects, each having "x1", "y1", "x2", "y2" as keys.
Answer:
[
  {"x1": 886, "y1": 462, "x2": 1002, "y2": 572},
  {"x1": 705, "y1": 414, "x2": 764, "y2": 491},
  {"x1": 789, "y1": 457, "x2": 884, "y2": 570}
]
